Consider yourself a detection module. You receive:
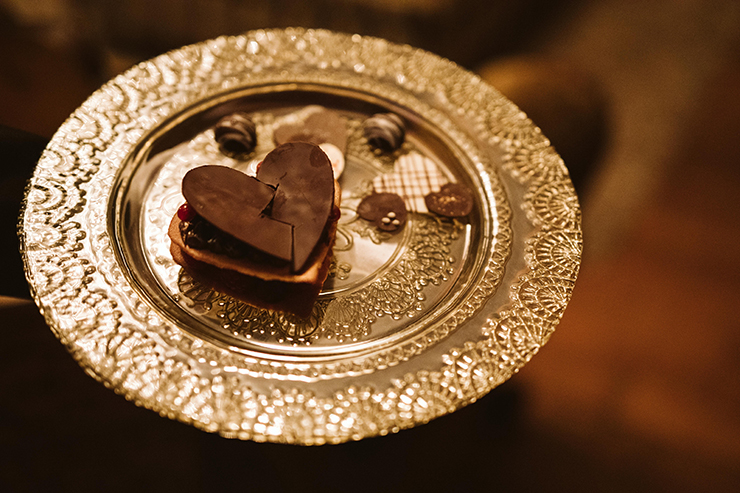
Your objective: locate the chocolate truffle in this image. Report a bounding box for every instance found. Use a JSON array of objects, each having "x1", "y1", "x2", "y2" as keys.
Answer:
[
  {"x1": 214, "y1": 112, "x2": 257, "y2": 159},
  {"x1": 363, "y1": 113, "x2": 405, "y2": 152}
]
